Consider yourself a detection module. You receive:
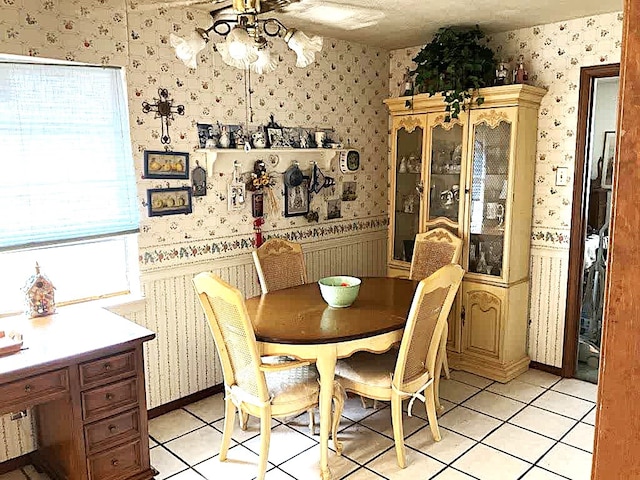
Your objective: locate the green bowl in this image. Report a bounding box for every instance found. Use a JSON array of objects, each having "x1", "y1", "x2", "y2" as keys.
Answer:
[{"x1": 318, "y1": 276, "x2": 361, "y2": 308}]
